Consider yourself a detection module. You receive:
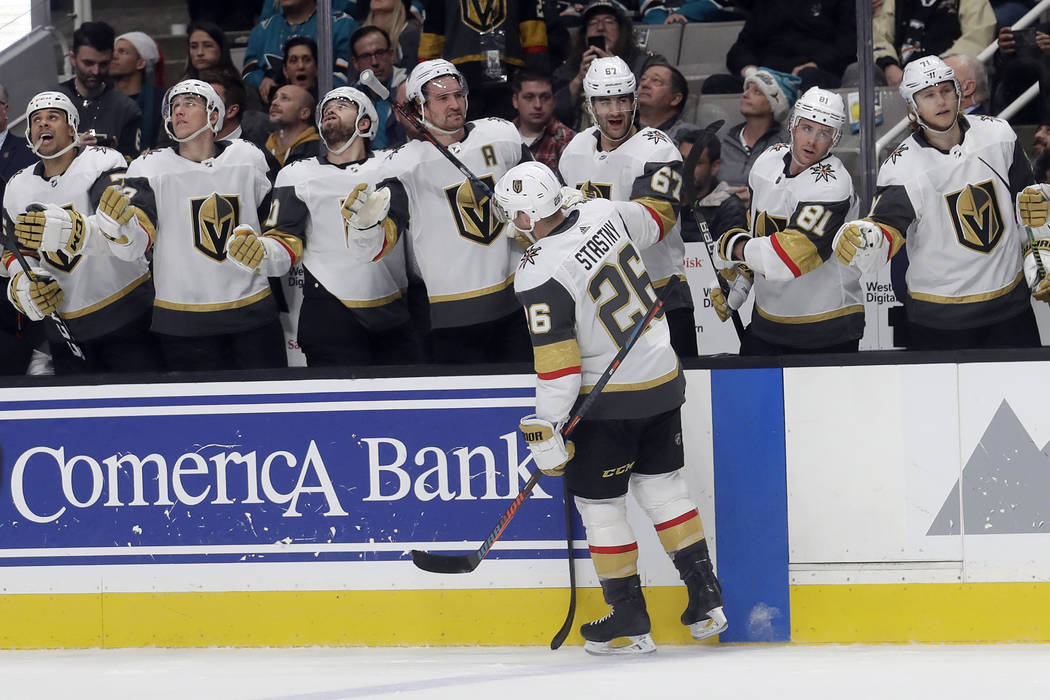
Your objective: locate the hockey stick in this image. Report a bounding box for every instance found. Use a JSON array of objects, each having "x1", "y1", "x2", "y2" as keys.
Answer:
[
  {"x1": 680, "y1": 136, "x2": 745, "y2": 341},
  {"x1": 3, "y1": 229, "x2": 86, "y2": 362},
  {"x1": 548, "y1": 479, "x2": 577, "y2": 651},
  {"x1": 358, "y1": 70, "x2": 494, "y2": 202},
  {"x1": 410, "y1": 277, "x2": 678, "y2": 576}
]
